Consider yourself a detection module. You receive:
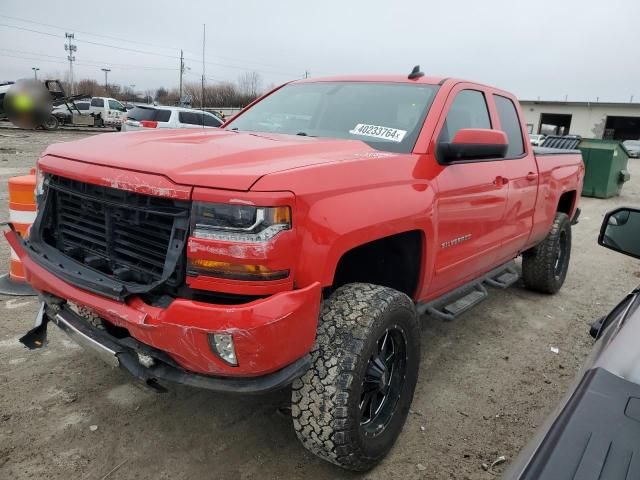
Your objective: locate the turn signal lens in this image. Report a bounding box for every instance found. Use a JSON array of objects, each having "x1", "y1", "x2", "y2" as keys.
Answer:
[
  {"x1": 208, "y1": 333, "x2": 237, "y2": 366},
  {"x1": 188, "y1": 259, "x2": 289, "y2": 281},
  {"x1": 270, "y1": 206, "x2": 291, "y2": 225}
]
